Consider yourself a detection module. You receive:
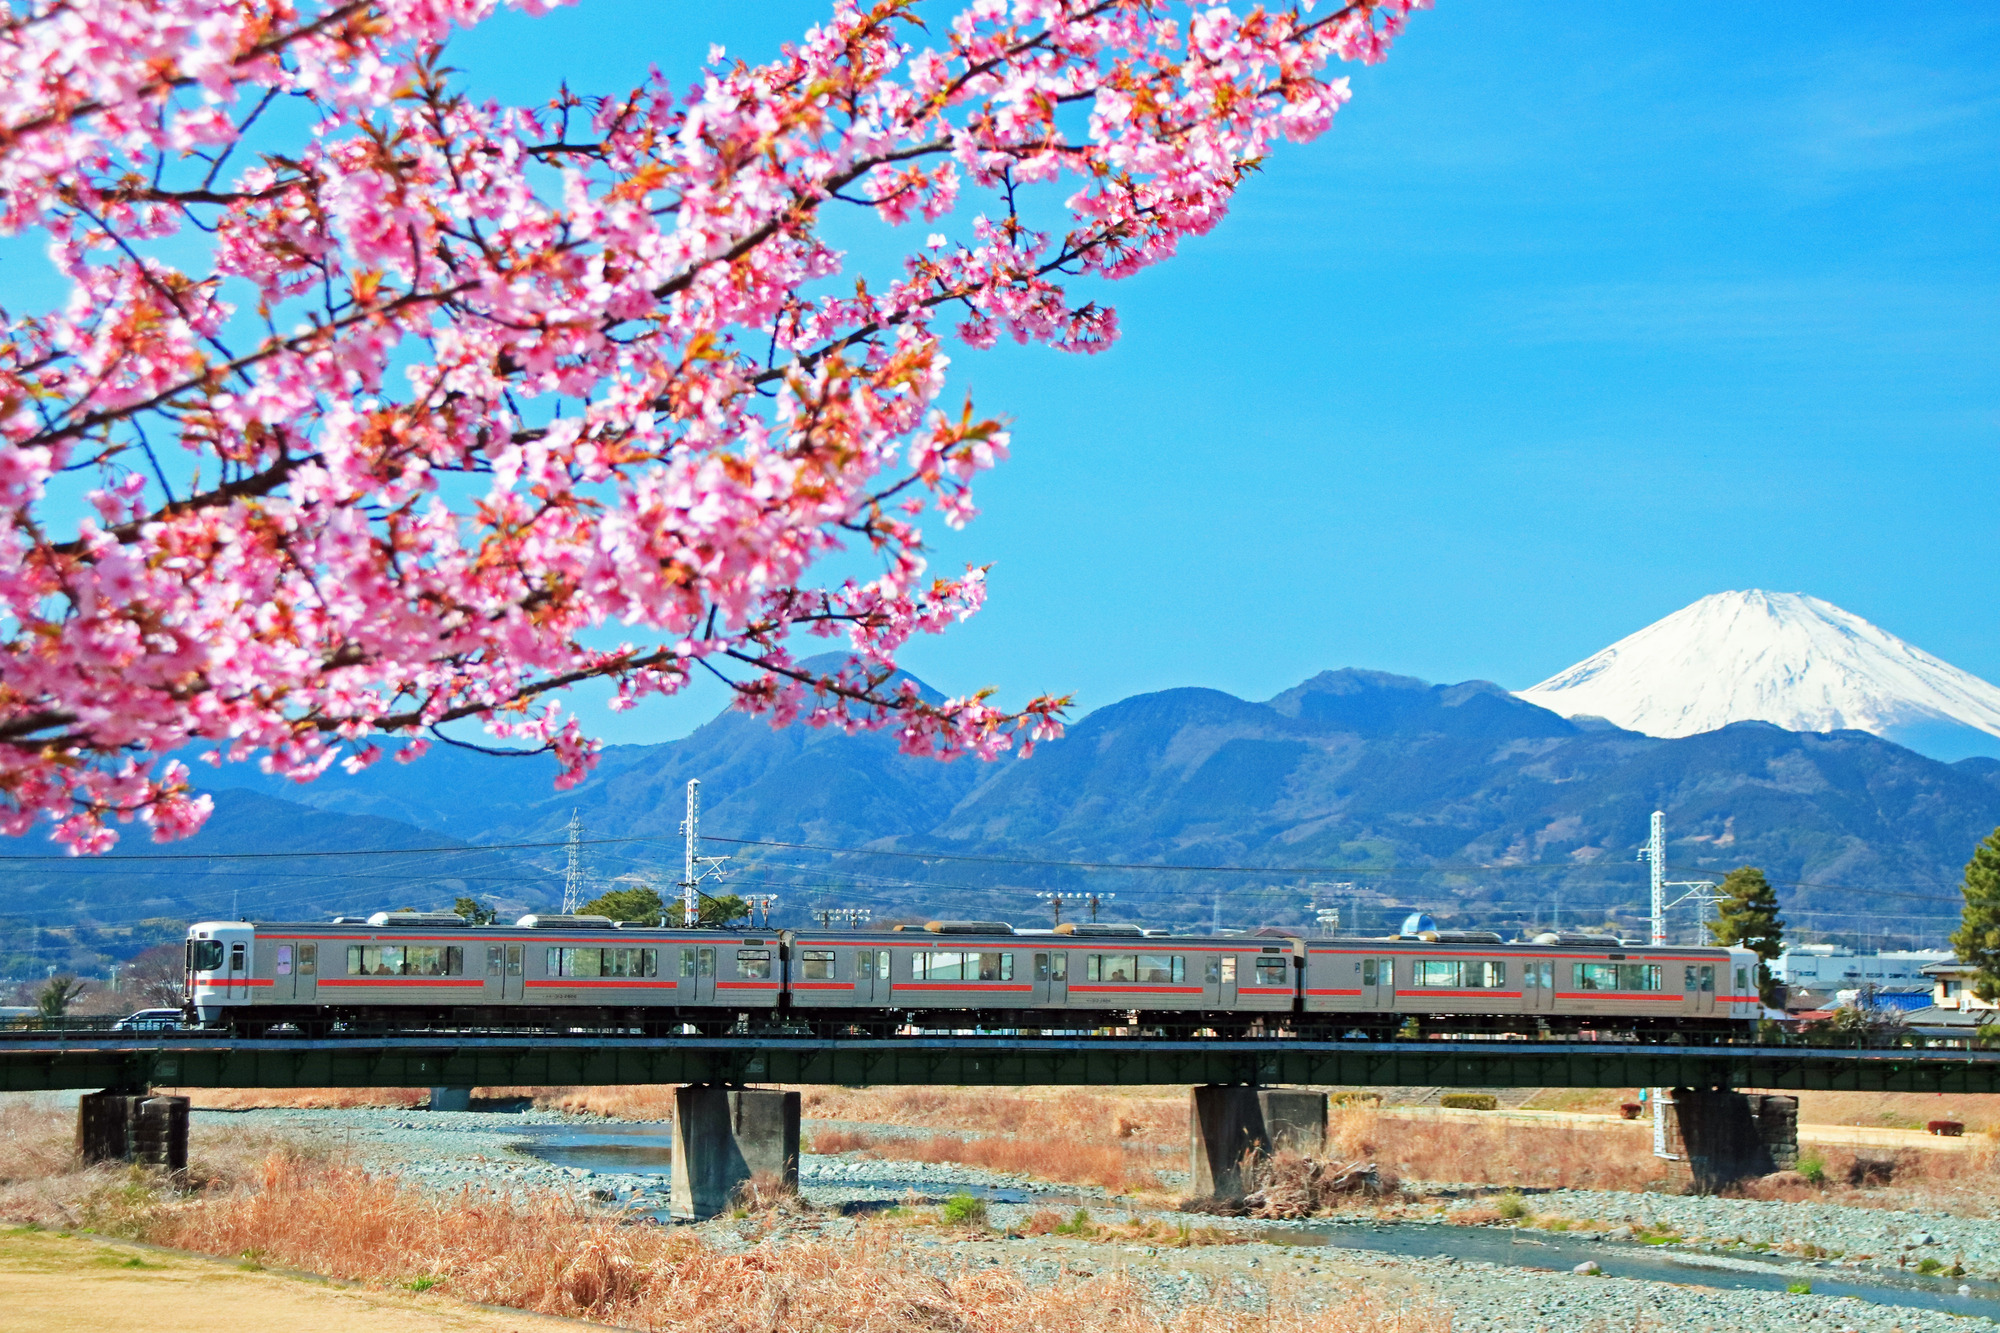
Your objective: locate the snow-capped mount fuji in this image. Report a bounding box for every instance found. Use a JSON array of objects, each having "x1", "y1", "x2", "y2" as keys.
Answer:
[{"x1": 1517, "y1": 590, "x2": 2000, "y2": 762}]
